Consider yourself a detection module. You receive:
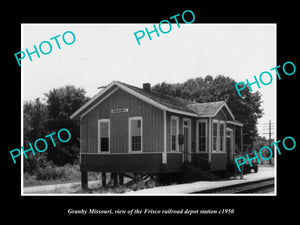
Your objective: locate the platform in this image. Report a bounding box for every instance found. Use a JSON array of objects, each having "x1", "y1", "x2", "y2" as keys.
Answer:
[{"x1": 130, "y1": 166, "x2": 275, "y2": 195}]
